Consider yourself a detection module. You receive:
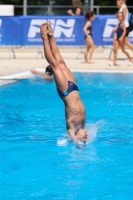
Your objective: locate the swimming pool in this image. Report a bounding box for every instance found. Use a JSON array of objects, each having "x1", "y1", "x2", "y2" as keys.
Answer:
[{"x1": 0, "y1": 73, "x2": 133, "y2": 199}]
